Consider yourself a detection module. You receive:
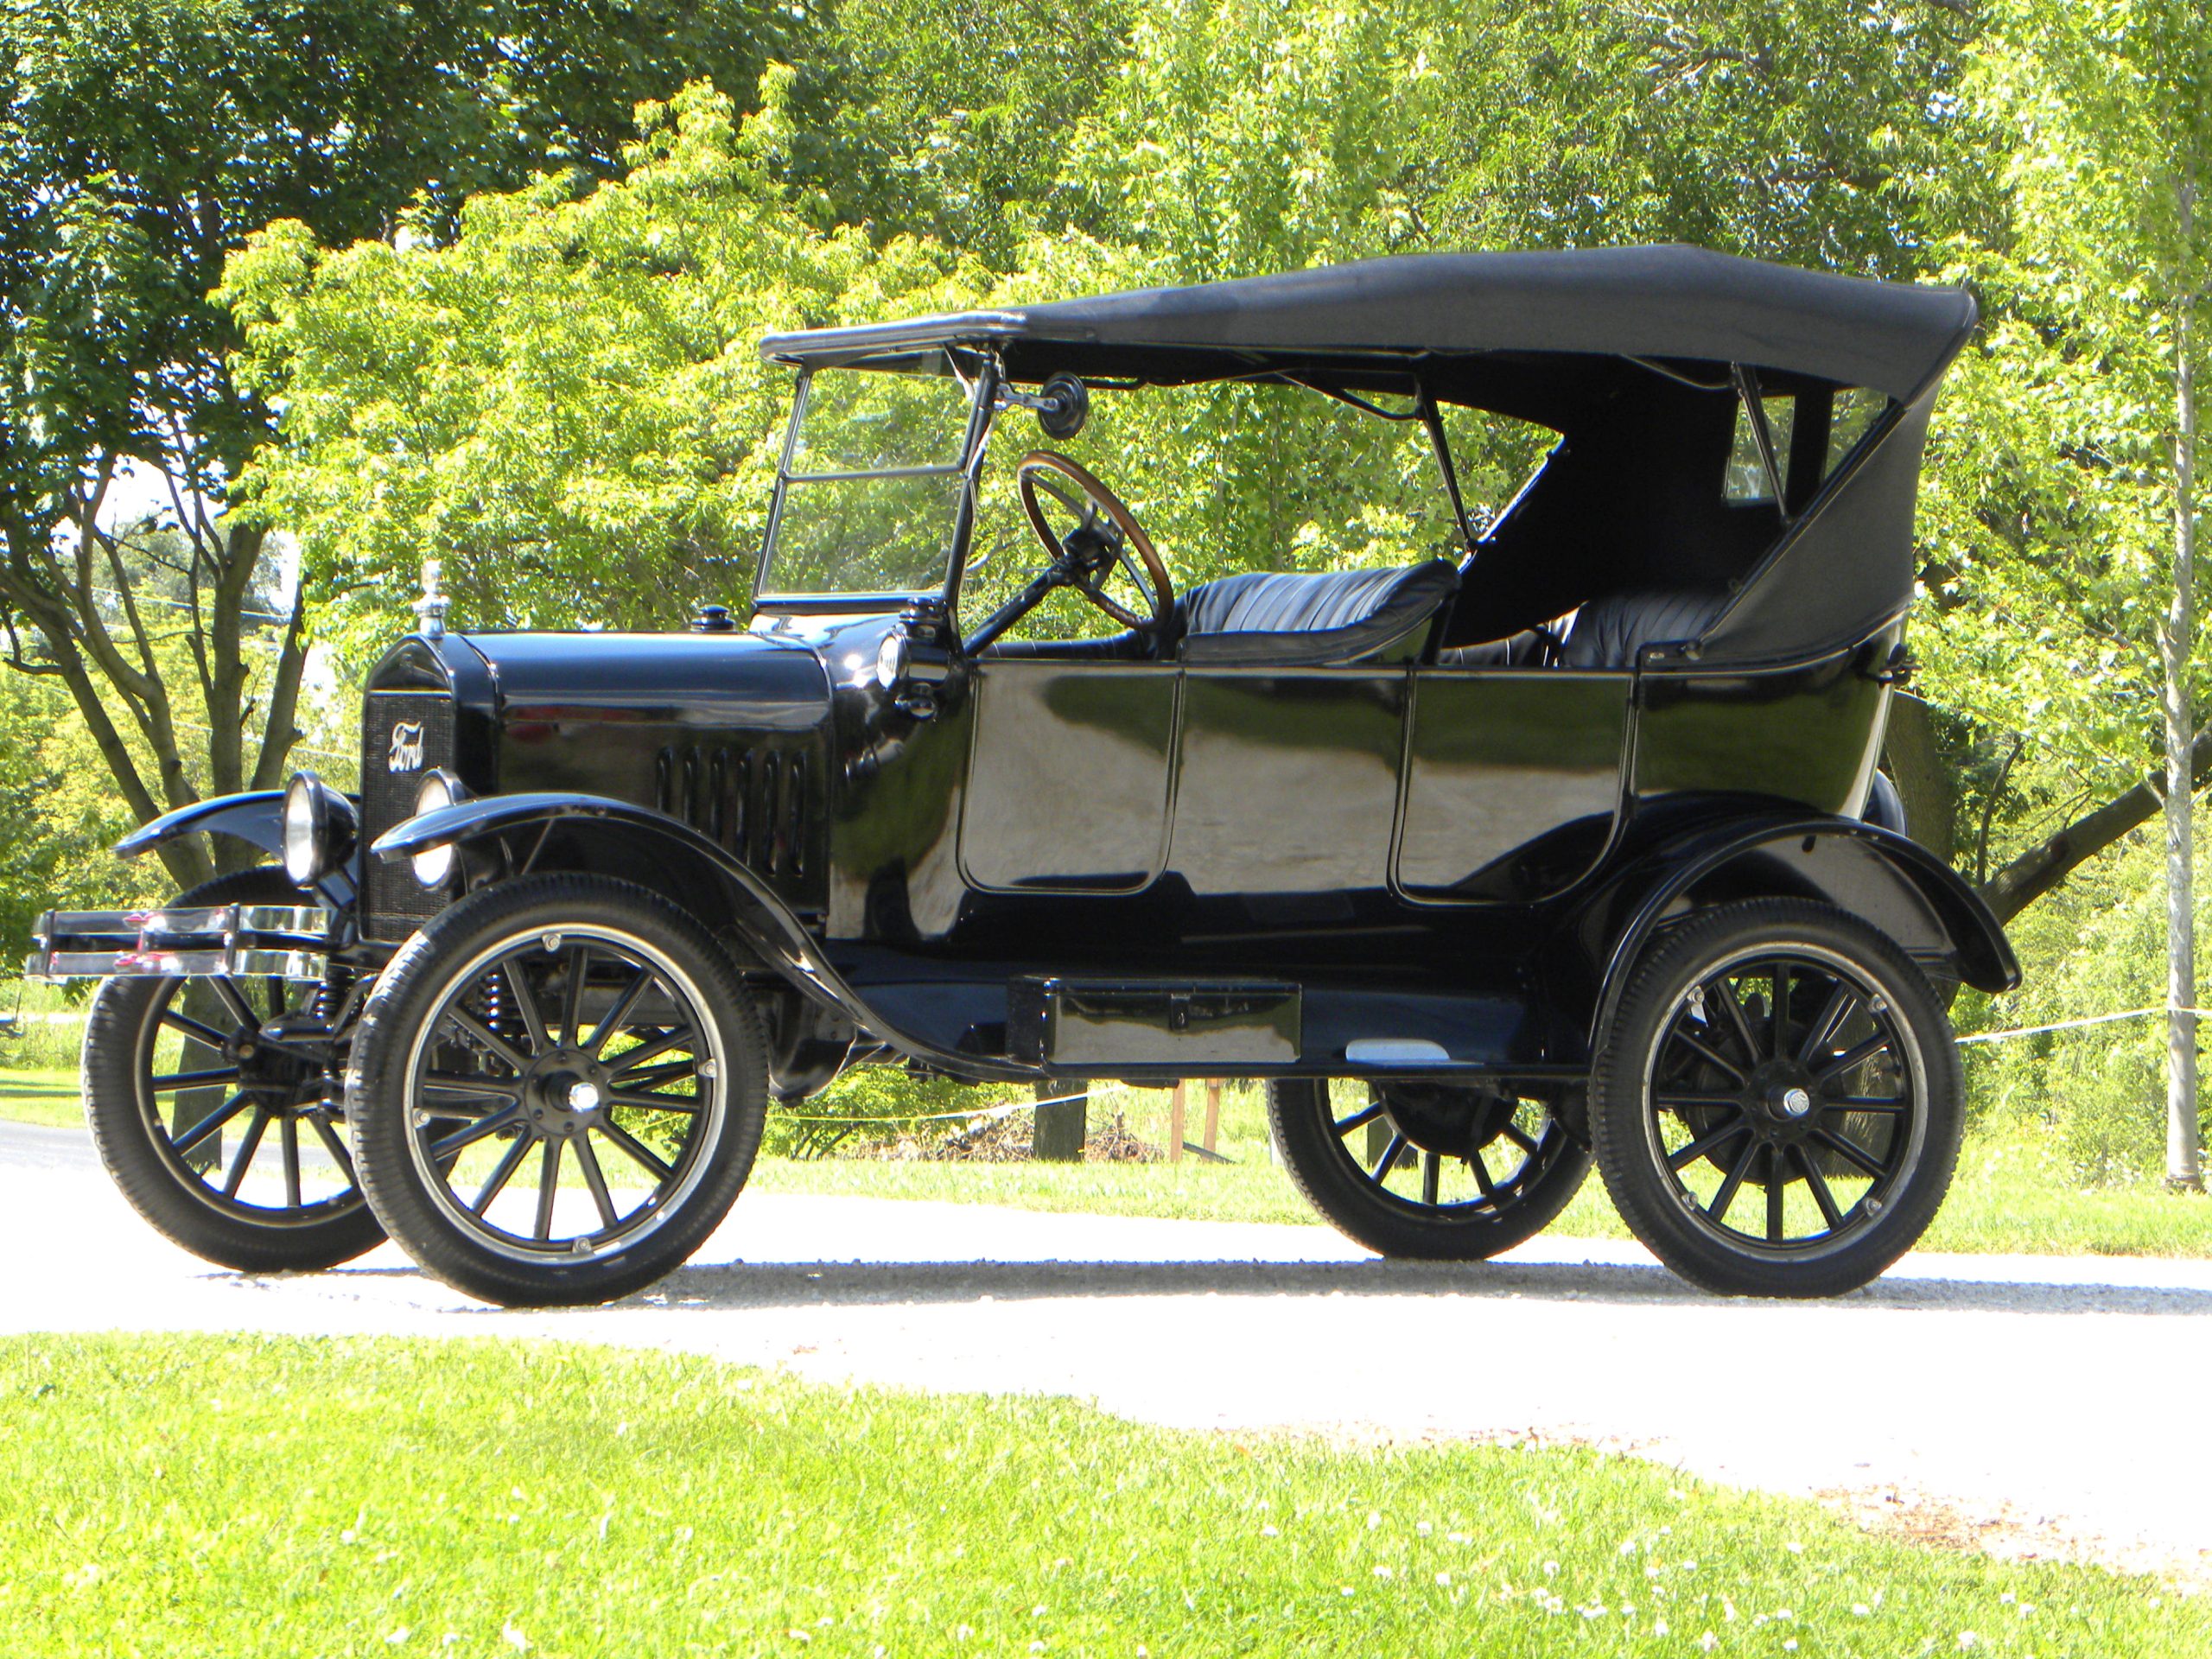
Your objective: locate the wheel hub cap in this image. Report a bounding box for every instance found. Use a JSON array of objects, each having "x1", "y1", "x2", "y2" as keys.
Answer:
[
  {"x1": 1739, "y1": 1060, "x2": 1821, "y2": 1142},
  {"x1": 524, "y1": 1050, "x2": 611, "y2": 1137}
]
